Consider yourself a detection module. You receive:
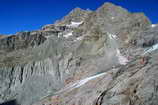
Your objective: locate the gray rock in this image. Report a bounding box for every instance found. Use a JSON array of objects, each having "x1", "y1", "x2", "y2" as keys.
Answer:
[{"x1": 0, "y1": 2, "x2": 157, "y2": 105}]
